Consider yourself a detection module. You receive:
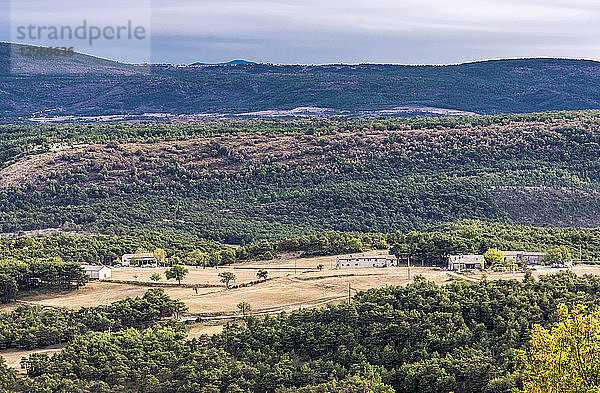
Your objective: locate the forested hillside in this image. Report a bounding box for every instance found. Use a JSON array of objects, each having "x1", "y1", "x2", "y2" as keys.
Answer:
[
  {"x1": 4, "y1": 43, "x2": 600, "y2": 118},
  {"x1": 0, "y1": 111, "x2": 600, "y2": 242},
  {"x1": 3, "y1": 272, "x2": 599, "y2": 393}
]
